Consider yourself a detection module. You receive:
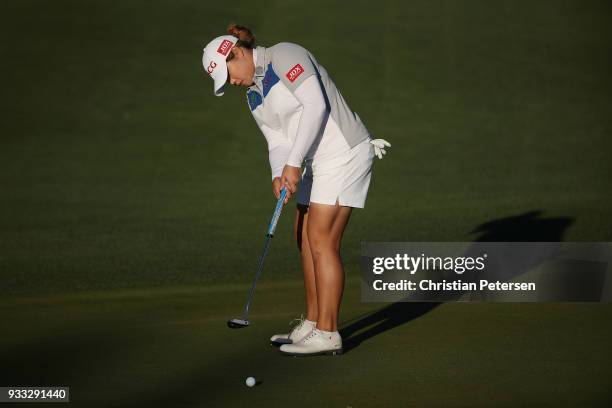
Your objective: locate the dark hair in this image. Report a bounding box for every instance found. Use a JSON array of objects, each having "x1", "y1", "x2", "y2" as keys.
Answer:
[{"x1": 227, "y1": 23, "x2": 256, "y2": 49}]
